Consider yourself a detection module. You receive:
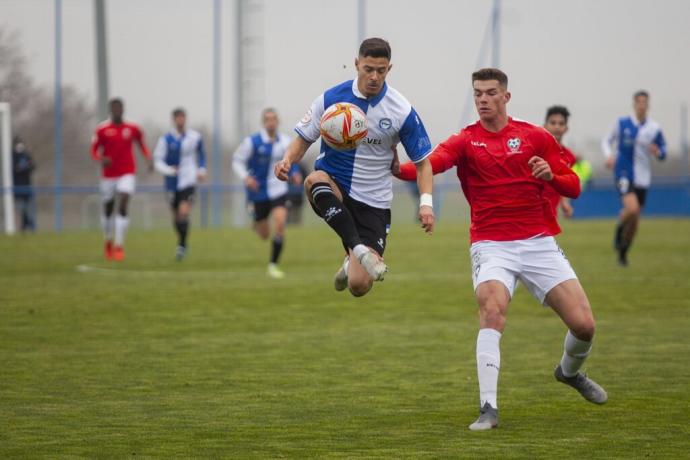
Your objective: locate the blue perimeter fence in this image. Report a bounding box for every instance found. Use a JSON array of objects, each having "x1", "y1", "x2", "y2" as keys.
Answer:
[{"x1": 2, "y1": 176, "x2": 690, "y2": 233}]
